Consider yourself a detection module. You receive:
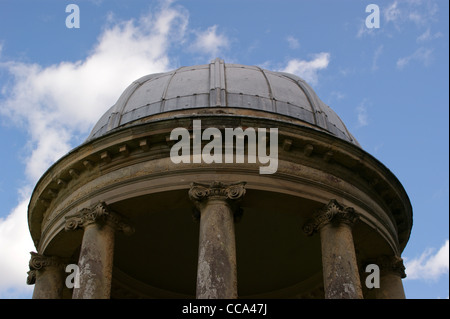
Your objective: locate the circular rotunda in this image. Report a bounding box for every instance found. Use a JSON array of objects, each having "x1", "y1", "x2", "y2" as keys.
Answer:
[{"x1": 27, "y1": 58, "x2": 412, "y2": 299}]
